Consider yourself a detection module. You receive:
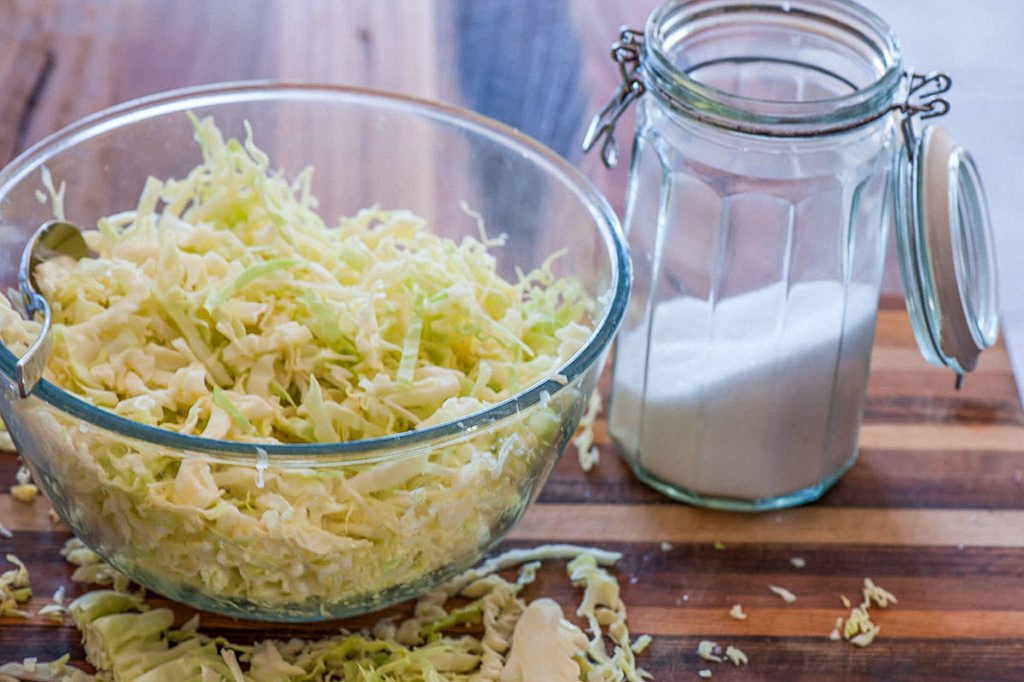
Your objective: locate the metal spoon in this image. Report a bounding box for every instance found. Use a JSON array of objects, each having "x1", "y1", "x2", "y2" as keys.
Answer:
[{"x1": 15, "y1": 220, "x2": 90, "y2": 398}]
